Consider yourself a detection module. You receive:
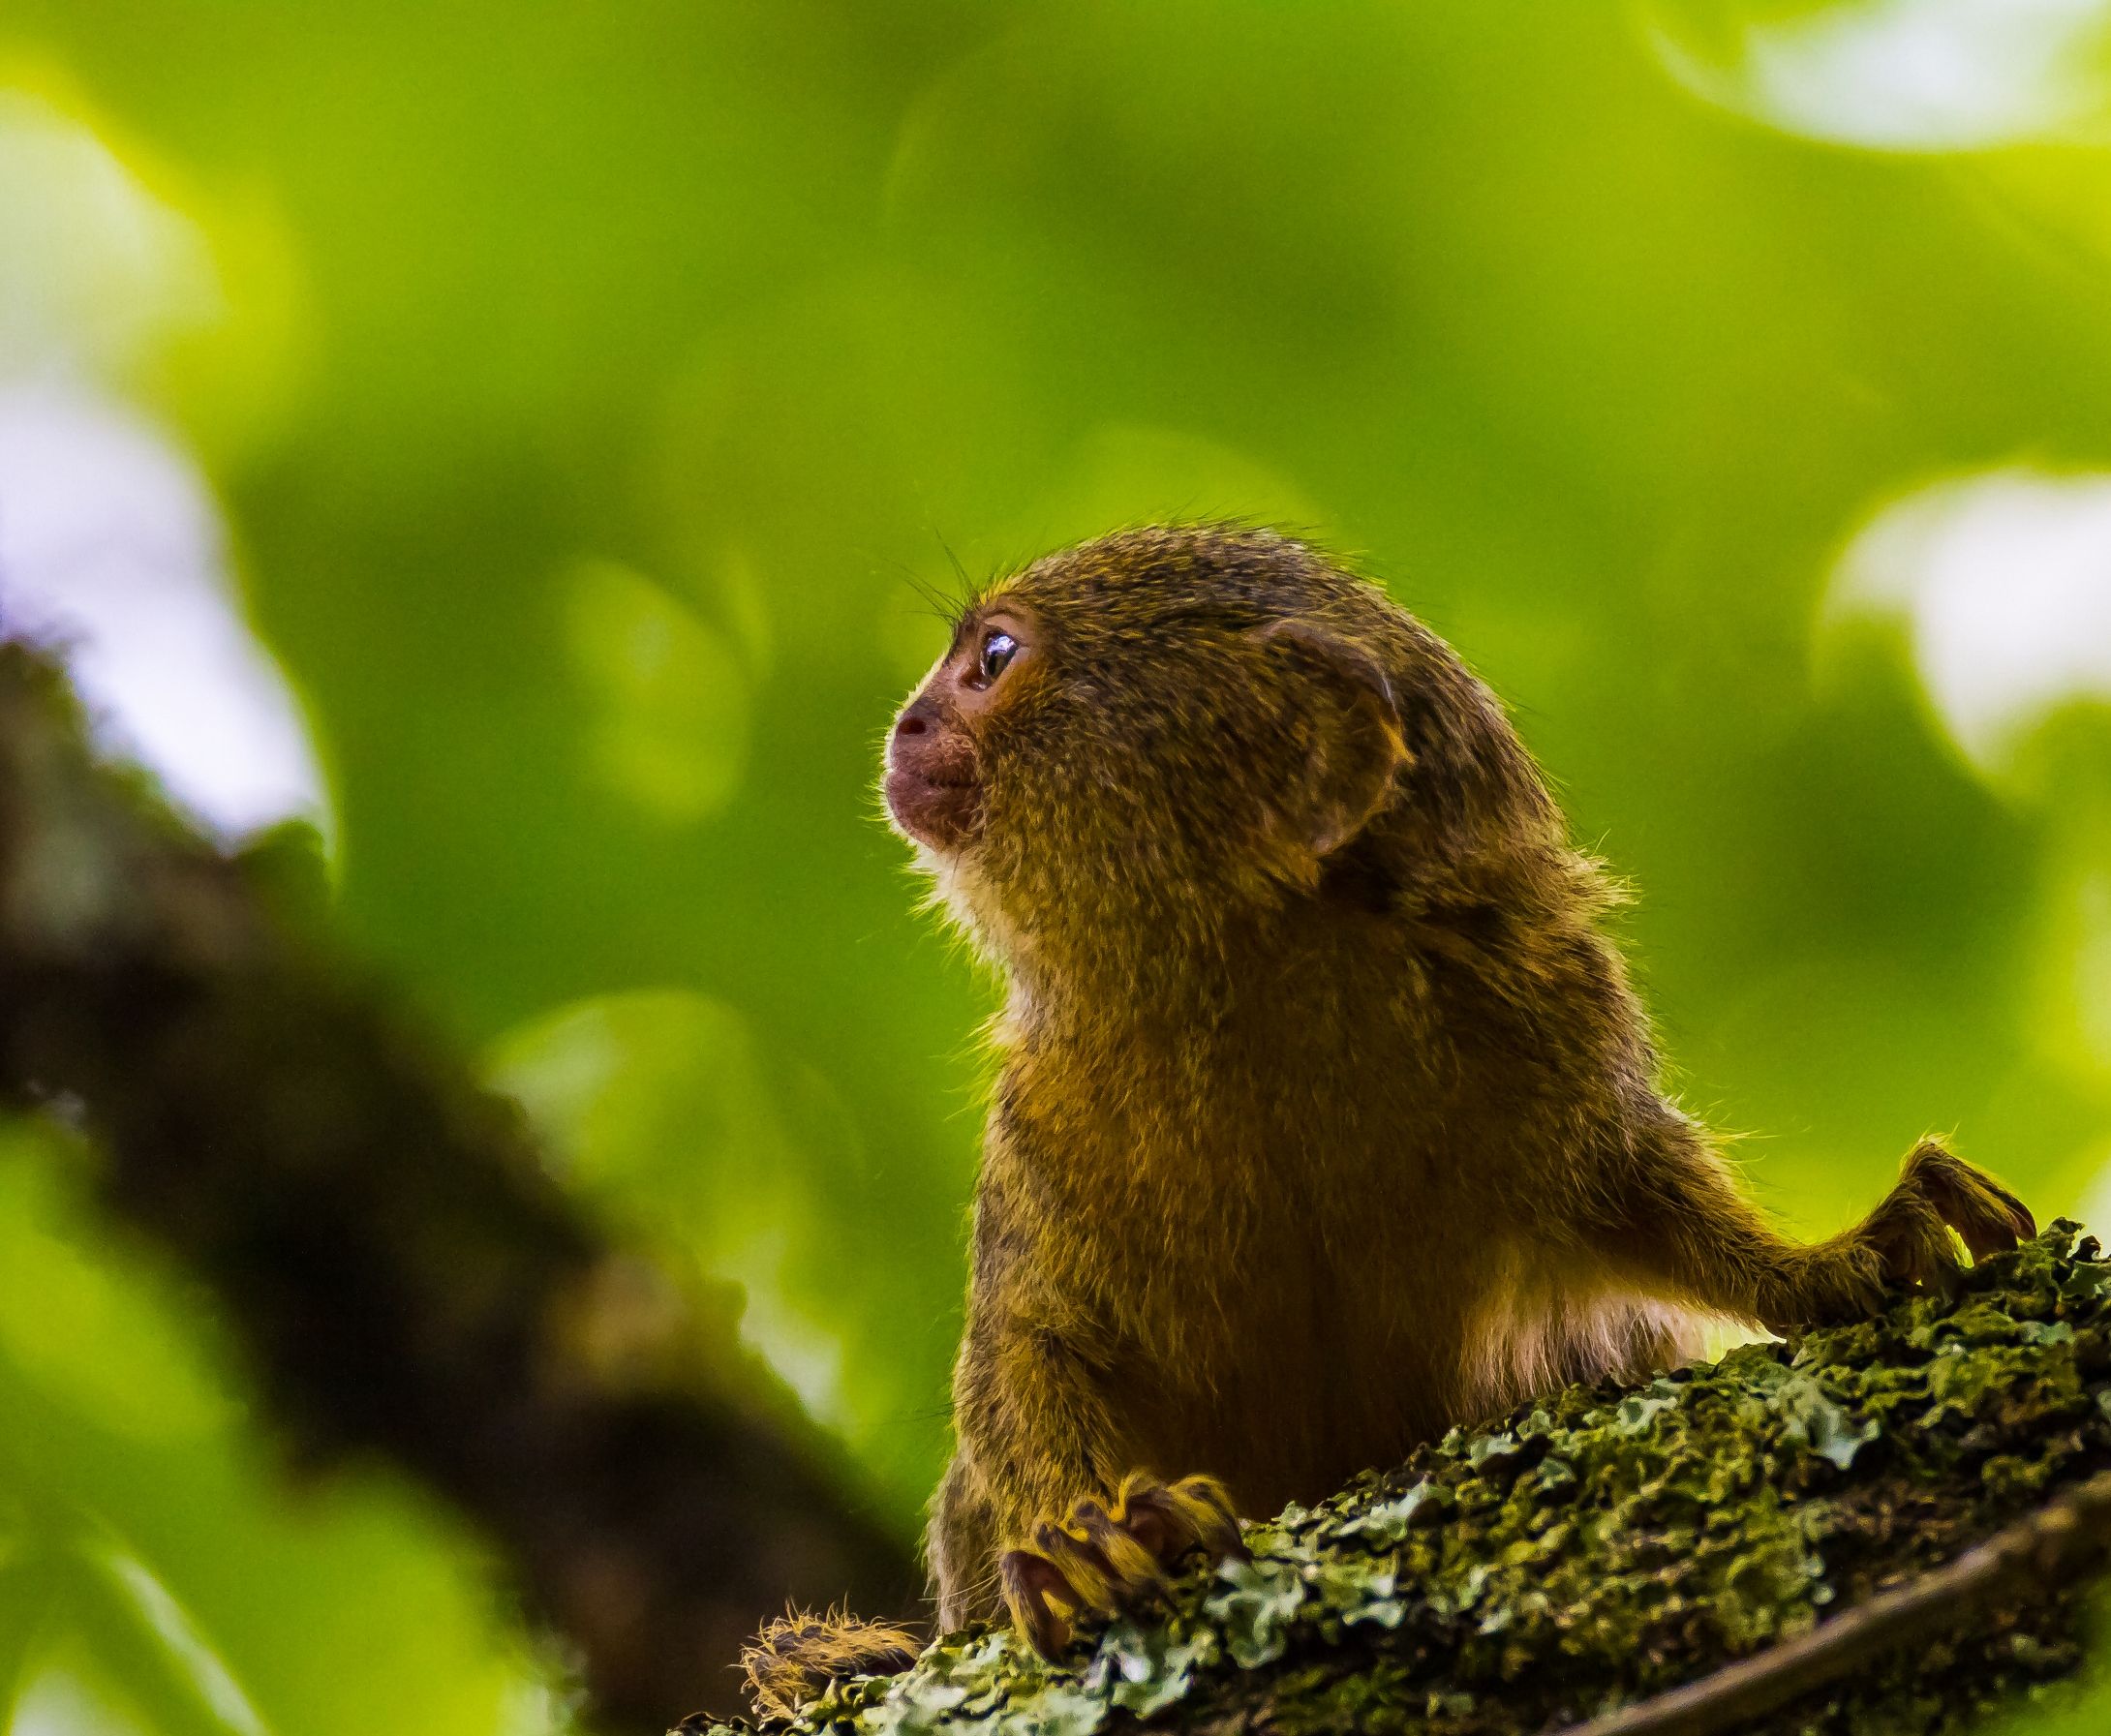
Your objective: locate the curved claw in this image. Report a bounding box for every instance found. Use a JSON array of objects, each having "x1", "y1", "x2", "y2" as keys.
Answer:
[
  {"x1": 1001, "y1": 1546, "x2": 1084, "y2": 1657},
  {"x1": 1000, "y1": 1470, "x2": 1247, "y2": 1658},
  {"x1": 1117, "y1": 1471, "x2": 1247, "y2": 1564}
]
